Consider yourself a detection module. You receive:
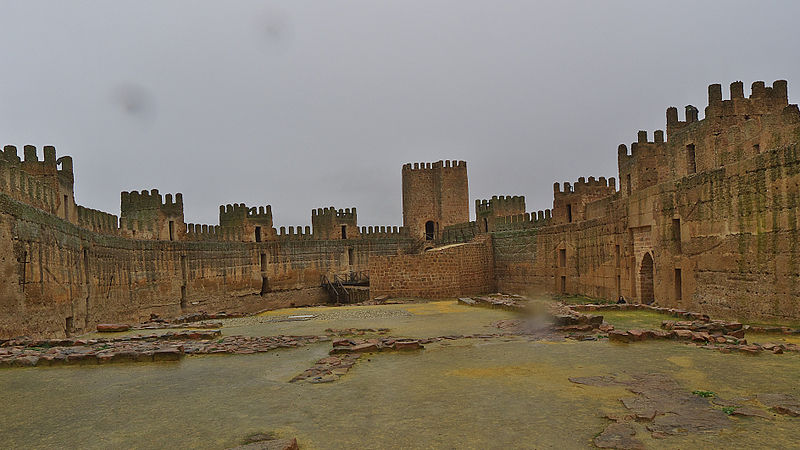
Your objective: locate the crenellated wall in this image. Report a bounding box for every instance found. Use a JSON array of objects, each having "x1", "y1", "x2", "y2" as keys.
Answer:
[
  {"x1": 401, "y1": 160, "x2": 469, "y2": 240},
  {"x1": 552, "y1": 176, "x2": 616, "y2": 225},
  {"x1": 3, "y1": 78, "x2": 800, "y2": 338},
  {"x1": 120, "y1": 189, "x2": 184, "y2": 241},
  {"x1": 369, "y1": 235, "x2": 494, "y2": 299},
  {"x1": 475, "y1": 195, "x2": 526, "y2": 232},
  {"x1": 219, "y1": 203, "x2": 275, "y2": 242},
  {"x1": 488, "y1": 79, "x2": 800, "y2": 321},
  {"x1": 0, "y1": 190, "x2": 415, "y2": 338},
  {"x1": 0, "y1": 149, "x2": 417, "y2": 338},
  {"x1": 312, "y1": 207, "x2": 359, "y2": 239}
]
